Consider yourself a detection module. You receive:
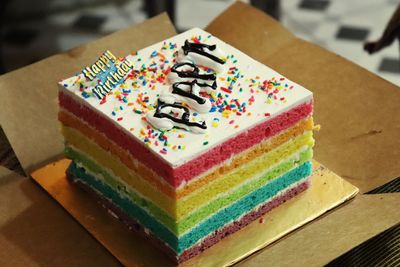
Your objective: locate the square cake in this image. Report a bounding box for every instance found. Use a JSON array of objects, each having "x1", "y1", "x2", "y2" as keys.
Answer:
[{"x1": 58, "y1": 28, "x2": 314, "y2": 263}]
